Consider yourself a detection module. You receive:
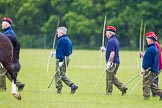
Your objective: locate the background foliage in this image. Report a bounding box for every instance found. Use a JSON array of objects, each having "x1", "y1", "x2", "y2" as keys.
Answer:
[{"x1": 0, "y1": 0, "x2": 162, "y2": 49}]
